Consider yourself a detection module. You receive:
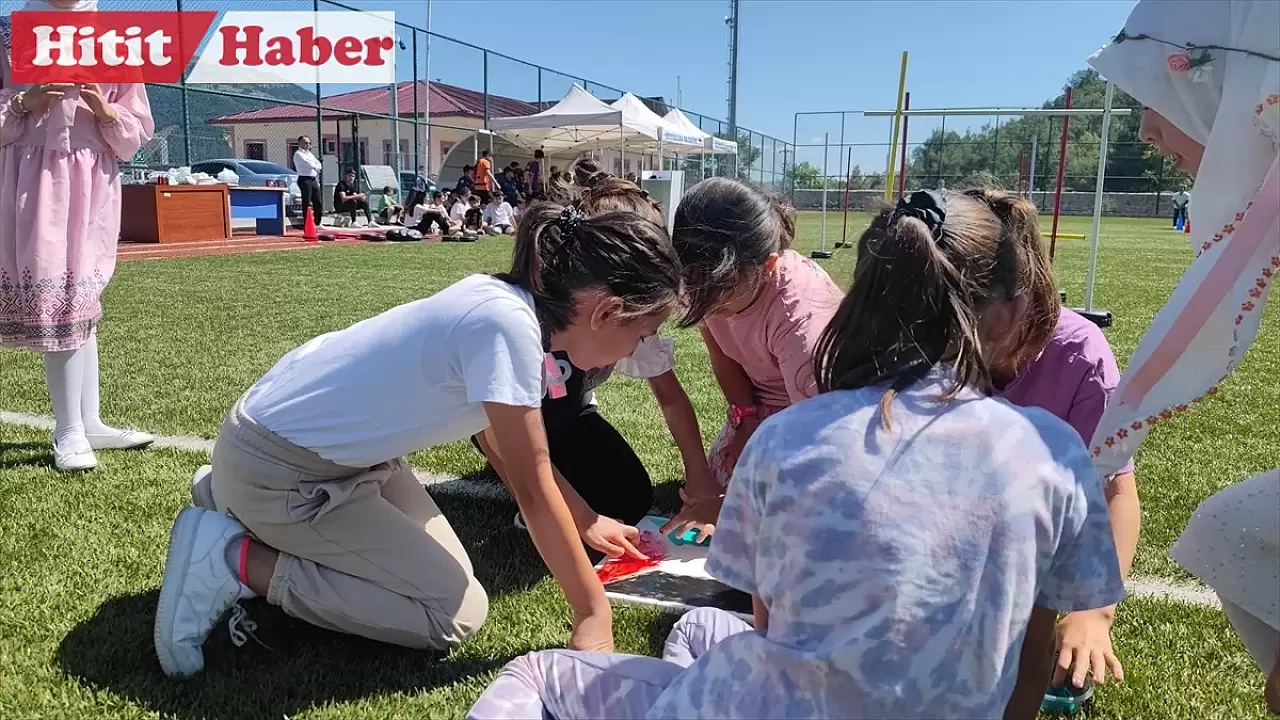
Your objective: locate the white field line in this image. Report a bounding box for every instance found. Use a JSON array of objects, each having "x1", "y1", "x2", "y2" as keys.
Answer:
[{"x1": 2, "y1": 410, "x2": 1221, "y2": 608}]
